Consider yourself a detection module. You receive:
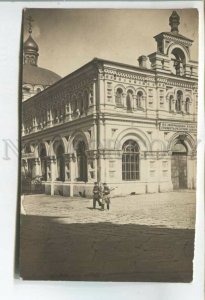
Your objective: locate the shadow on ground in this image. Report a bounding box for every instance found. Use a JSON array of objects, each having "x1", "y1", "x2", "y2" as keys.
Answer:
[{"x1": 20, "y1": 215, "x2": 194, "y2": 282}]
